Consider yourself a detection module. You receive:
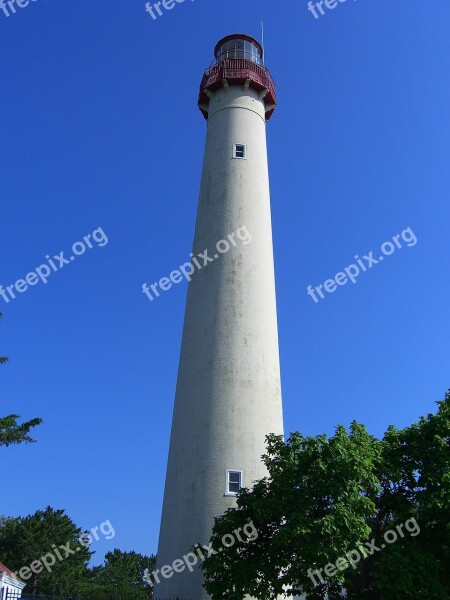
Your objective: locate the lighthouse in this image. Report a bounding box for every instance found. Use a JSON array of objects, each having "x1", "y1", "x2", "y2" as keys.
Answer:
[{"x1": 153, "y1": 34, "x2": 284, "y2": 599}]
